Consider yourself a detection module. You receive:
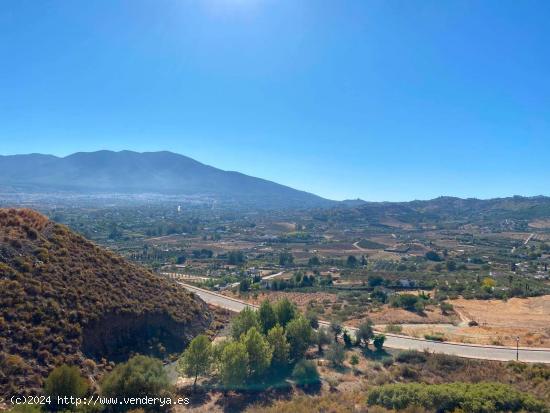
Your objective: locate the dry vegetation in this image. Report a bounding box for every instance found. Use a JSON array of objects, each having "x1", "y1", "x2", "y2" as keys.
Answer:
[
  {"x1": 0, "y1": 208, "x2": 210, "y2": 398},
  {"x1": 240, "y1": 350, "x2": 550, "y2": 413},
  {"x1": 448, "y1": 296, "x2": 550, "y2": 347}
]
